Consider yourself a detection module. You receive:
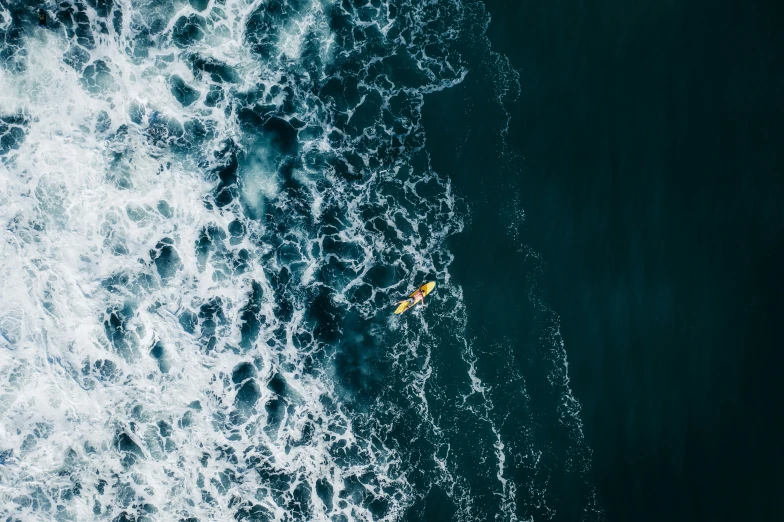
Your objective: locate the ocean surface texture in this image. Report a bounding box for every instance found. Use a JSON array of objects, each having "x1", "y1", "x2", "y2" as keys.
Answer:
[{"x1": 0, "y1": 0, "x2": 602, "y2": 521}]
